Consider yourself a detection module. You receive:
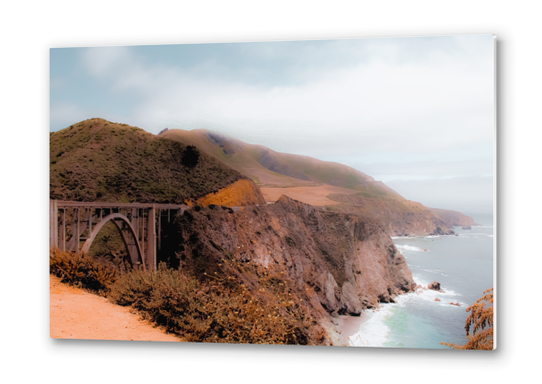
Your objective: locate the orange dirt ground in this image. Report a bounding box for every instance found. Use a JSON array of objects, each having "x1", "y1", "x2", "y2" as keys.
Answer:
[
  {"x1": 260, "y1": 184, "x2": 358, "y2": 206},
  {"x1": 50, "y1": 275, "x2": 182, "y2": 342}
]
